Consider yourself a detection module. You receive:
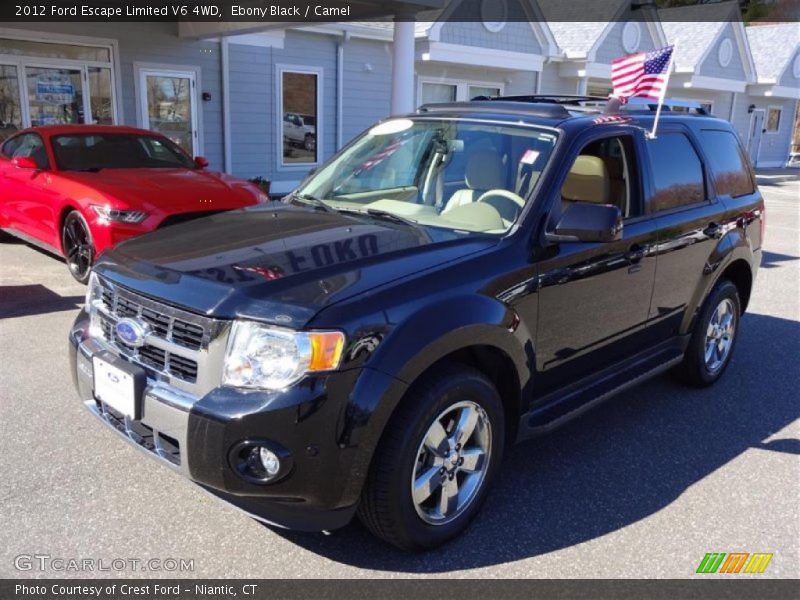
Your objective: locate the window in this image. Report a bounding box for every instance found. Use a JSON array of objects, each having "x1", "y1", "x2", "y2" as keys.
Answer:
[
  {"x1": 766, "y1": 107, "x2": 781, "y2": 132},
  {"x1": 0, "y1": 37, "x2": 117, "y2": 129},
  {"x1": 0, "y1": 65, "x2": 22, "y2": 141},
  {"x1": 557, "y1": 135, "x2": 639, "y2": 220},
  {"x1": 0, "y1": 38, "x2": 110, "y2": 62},
  {"x1": 139, "y1": 69, "x2": 198, "y2": 155},
  {"x1": 51, "y1": 133, "x2": 194, "y2": 171},
  {"x1": 421, "y1": 82, "x2": 456, "y2": 104},
  {"x1": 280, "y1": 69, "x2": 319, "y2": 166},
  {"x1": 469, "y1": 85, "x2": 501, "y2": 100},
  {"x1": 2, "y1": 132, "x2": 48, "y2": 168},
  {"x1": 646, "y1": 133, "x2": 706, "y2": 212},
  {"x1": 296, "y1": 118, "x2": 558, "y2": 234},
  {"x1": 699, "y1": 130, "x2": 754, "y2": 198}
]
